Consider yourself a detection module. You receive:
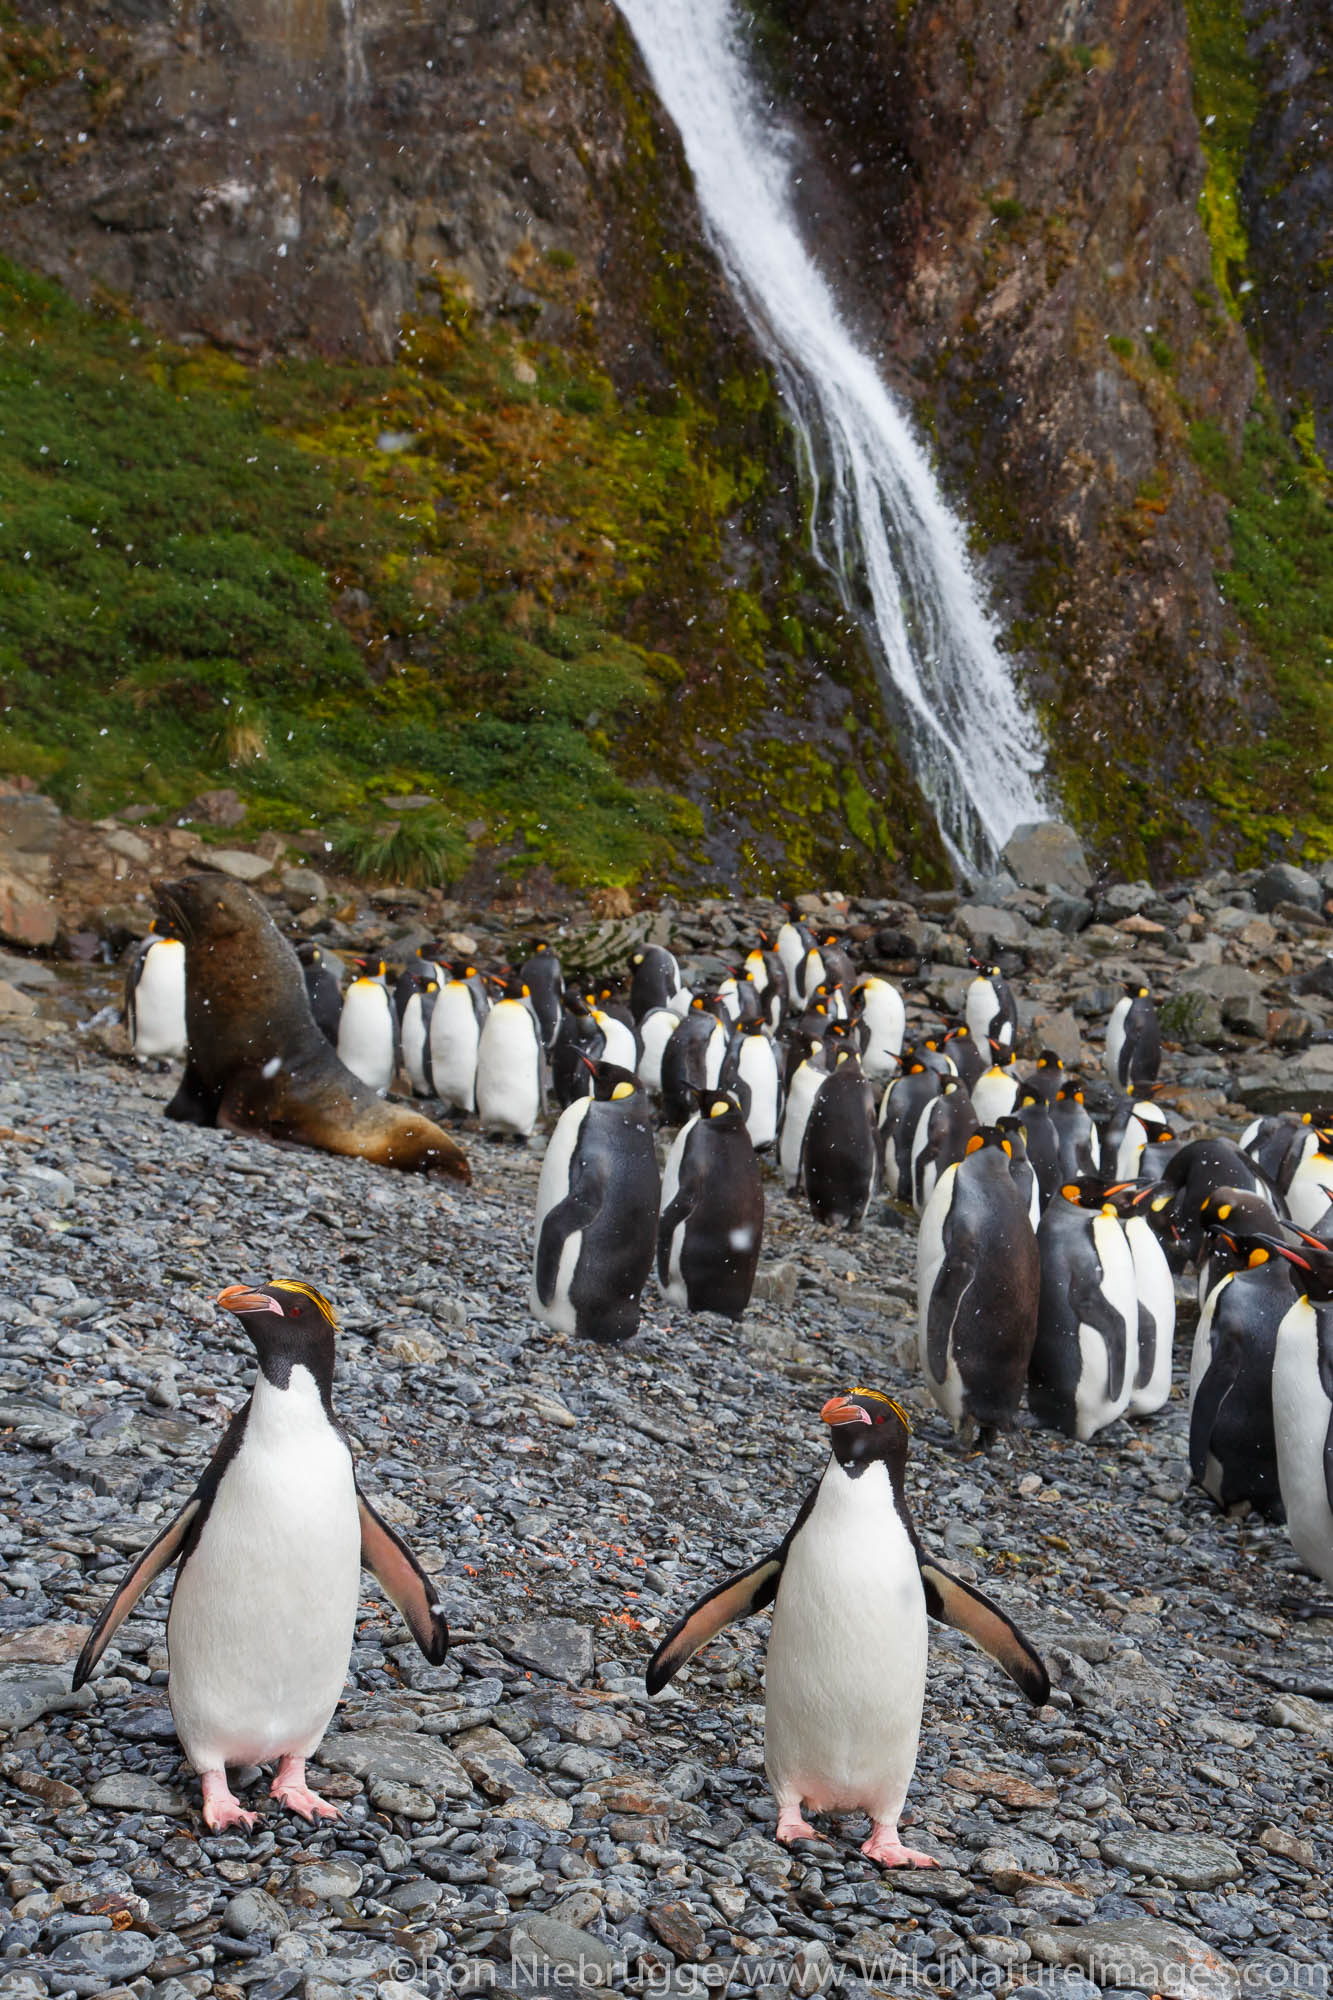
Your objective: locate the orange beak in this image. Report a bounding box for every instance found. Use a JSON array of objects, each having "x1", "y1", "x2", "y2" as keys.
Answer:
[
  {"x1": 216, "y1": 1284, "x2": 282, "y2": 1315},
  {"x1": 820, "y1": 1394, "x2": 871, "y2": 1427}
]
